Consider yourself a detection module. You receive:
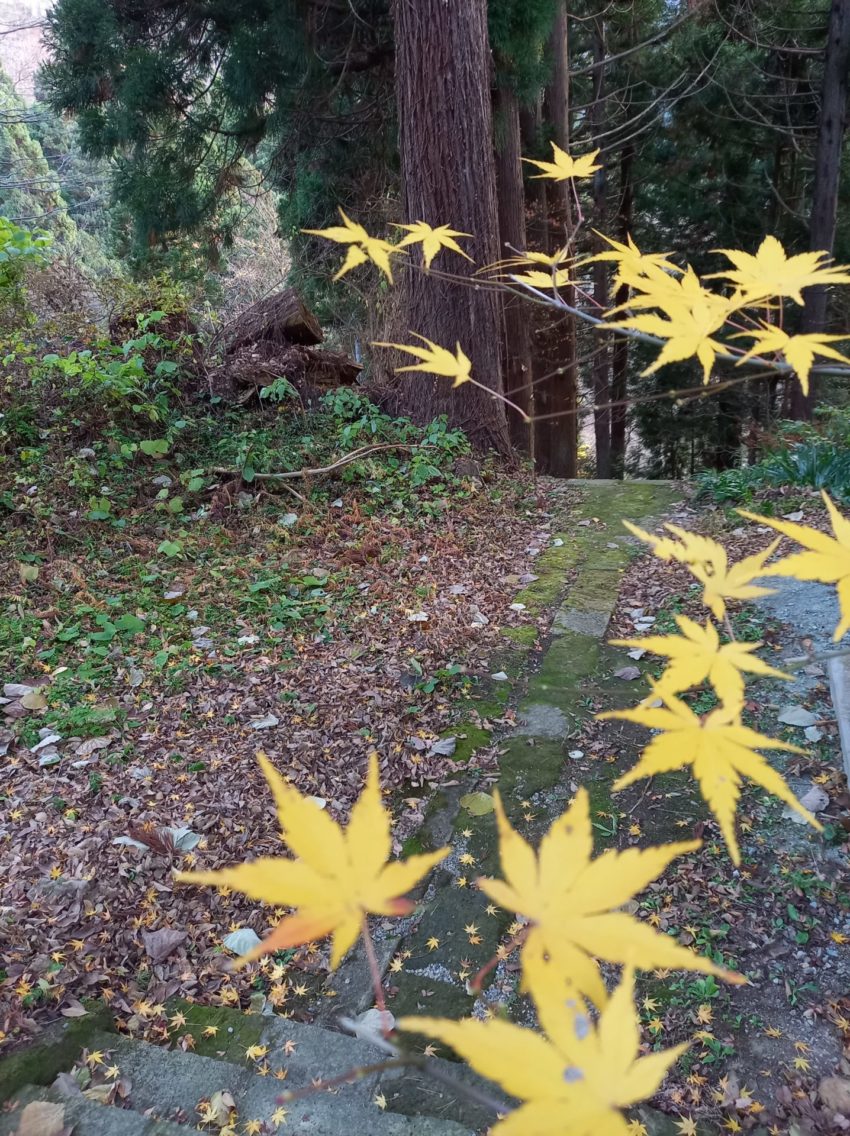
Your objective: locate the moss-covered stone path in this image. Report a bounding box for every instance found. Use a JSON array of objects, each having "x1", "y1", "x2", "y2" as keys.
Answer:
[{"x1": 366, "y1": 478, "x2": 683, "y2": 1025}]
